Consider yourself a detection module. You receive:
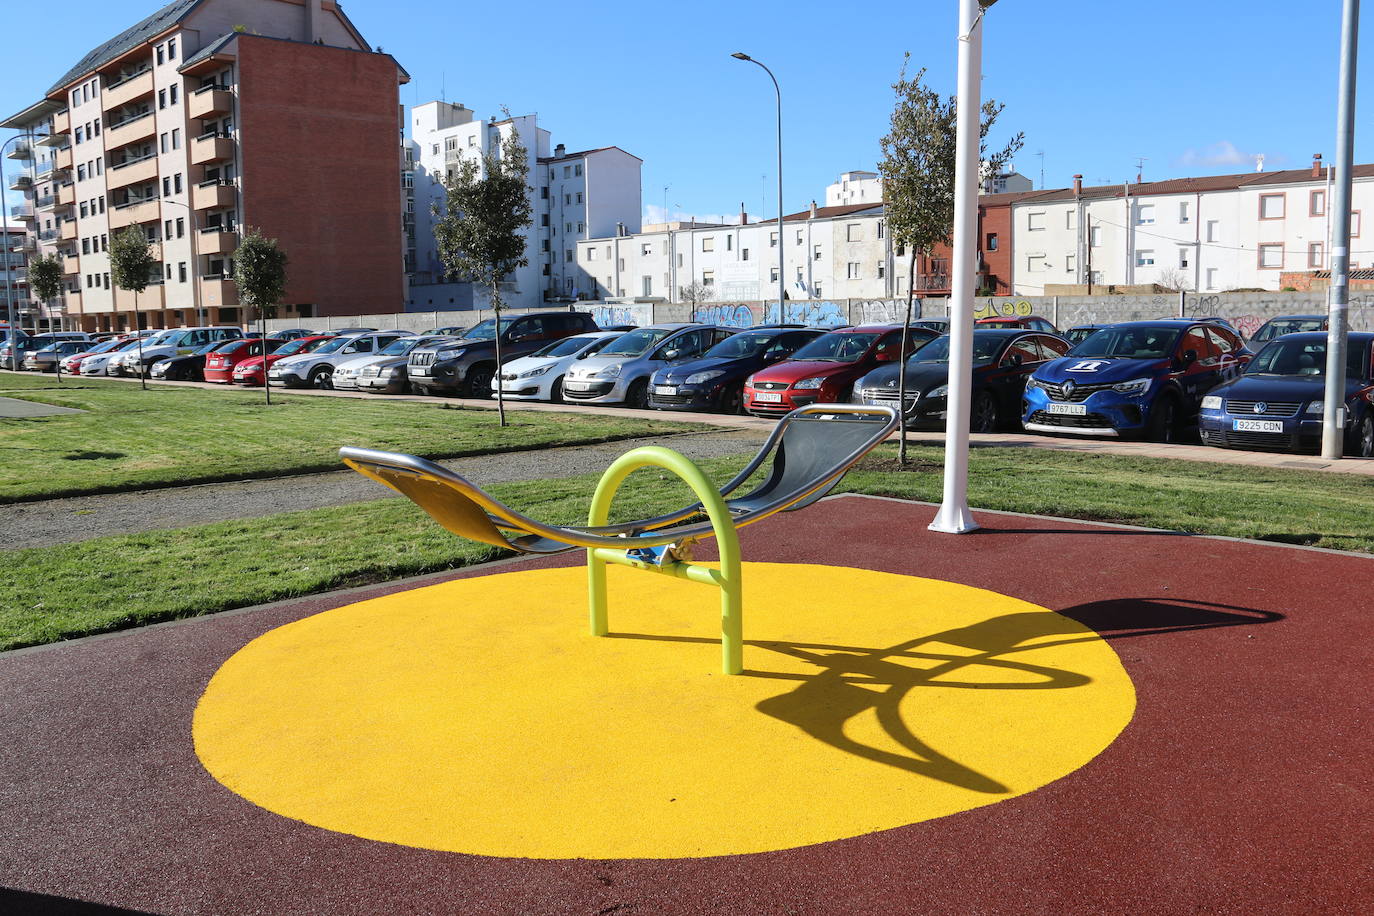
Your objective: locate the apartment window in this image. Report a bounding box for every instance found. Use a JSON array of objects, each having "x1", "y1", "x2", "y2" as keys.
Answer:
[
  {"x1": 846, "y1": 262, "x2": 861, "y2": 279},
  {"x1": 726, "y1": 235, "x2": 733, "y2": 252},
  {"x1": 164, "y1": 219, "x2": 173, "y2": 238},
  {"x1": 770, "y1": 267, "x2": 779, "y2": 282},
  {"x1": 565, "y1": 222, "x2": 572, "y2": 233},
  {"x1": 163, "y1": 177, "x2": 171, "y2": 196},
  {"x1": 99, "y1": 196, "x2": 105, "y2": 213},
  {"x1": 171, "y1": 129, "x2": 180, "y2": 150},
  {"x1": 1027, "y1": 254, "x2": 1047, "y2": 272},
  {"x1": 564, "y1": 194, "x2": 572, "y2": 205},
  {"x1": 160, "y1": 133, "x2": 169, "y2": 153},
  {"x1": 1258, "y1": 244, "x2": 1284, "y2": 268},
  {"x1": 575, "y1": 192, "x2": 583, "y2": 204},
  {"x1": 80, "y1": 202, "x2": 88, "y2": 218},
  {"x1": 877, "y1": 221, "x2": 885, "y2": 239},
  {"x1": 641, "y1": 243, "x2": 651, "y2": 256},
  {"x1": 1027, "y1": 211, "x2": 1045, "y2": 230},
  {"x1": 165, "y1": 264, "x2": 172, "y2": 280},
  {"x1": 588, "y1": 248, "x2": 598, "y2": 260},
  {"x1": 702, "y1": 270, "x2": 714, "y2": 285},
  {"x1": 95, "y1": 159, "x2": 102, "y2": 175},
  {"x1": 1205, "y1": 220, "x2": 1220, "y2": 242},
  {"x1": 796, "y1": 267, "x2": 804, "y2": 282},
  {"x1": 563, "y1": 166, "x2": 571, "y2": 178},
  {"x1": 169, "y1": 85, "x2": 178, "y2": 105},
  {"x1": 159, "y1": 89, "x2": 167, "y2": 109},
  {"x1": 846, "y1": 224, "x2": 861, "y2": 242},
  {"x1": 1135, "y1": 250, "x2": 1155, "y2": 267},
  {"x1": 77, "y1": 164, "x2": 86, "y2": 181},
  {"x1": 540, "y1": 186, "x2": 548, "y2": 199},
  {"x1": 444, "y1": 138, "x2": 457, "y2": 152},
  {"x1": 813, "y1": 244, "x2": 822, "y2": 261},
  {"x1": 75, "y1": 126, "x2": 84, "y2": 144},
  {"x1": 431, "y1": 144, "x2": 438, "y2": 155},
  {"x1": 574, "y1": 164, "x2": 582, "y2": 177},
  {"x1": 1066, "y1": 254, "x2": 1076, "y2": 273},
  {"x1": 565, "y1": 249, "x2": 573, "y2": 262},
  {"x1": 986, "y1": 232, "x2": 998, "y2": 251},
  {"x1": 71, "y1": 89, "x2": 79, "y2": 107},
  {"x1": 168, "y1": 39, "x2": 176, "y2": 59},
  {"x1": 1065, "y1": 210, "x2": 1076, "y2": 229},
  {"x1": 103, "y1": 272, "x2": 109, "y2": 288},
  {"x1": 1206, "y1": 268, "x2": 1218, "y2": 290},
  {"x1": 539, "y1": 214, "x2": 549, "y2": 227},
  {"x1": 1179, "y1": 201, "x2": 1191, "y2": 223},
  {"x1": 173, "y1": 173, "x2": 182, "y2": 195},
  {"x1": 81, "y1": 84, "x2": 88, "y2": 104},
  {"x1": 1352, "y1": 211, "x2": 1362, "y2": 237},
  {"x1": 576, "y1": 221, "x2": 584, "y2": 233},
  {"x1": 82, "y1": 238, "x2": 91, "y2": 255},
  {"x1": 796, "y1": 230, "x2": 803, "y2": 245},
  {"x1": 93, "y1": 118, "x2": 100, "y2": 135},
  {"x1": 156, "y1": 45, "x2": 165, "y2": 65},
  {"x1": 1178, "y1": 248, "x2": 1190, "y2": 268},
  {"x1": 175, "y1": 218, "x2": 184, "y2": 239},
  {"x1": 769, "y1": 232, "x2": 778, "y2": 248},
  {"x1": 702, "y1": 236, "x2": 714, "y2": 252},
  {"x1": 101, "y1": 233, "x2": 107, "y2": 251},
  {"x1": 742, "y1": 248, "x2": 750, "y2": 261},
  {"x1": 1311, "y1": 189, "x2": 1326, "y2": 216},
  {"x1": 677, "y1": 253, "x2": 684, "y2": 267},
  {"x1": 1136, "y1": 204, "x2": 1155, "y2": 225},
  {"x1": 1090, "y1": 225, "x2": 1102, "y2": 247},
  {"x1": 1309, "y1": 241, "x2": 1324, "y2": 268},
  {"x1": 618, "y1": 258, "x2": 625, "y2": 271},
  {"x1": 467, "y1": 136, "x2": 475, "y2": 147},
  {"x1": 876, "y1": 262, "x2": 885, "y2": 279},
  {"x1": 541, "y1": 239, "x2": 550, "y2": 252},
  {"x1": 1259, "y1": 194, "x2": 1285, "y2": 219}
]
